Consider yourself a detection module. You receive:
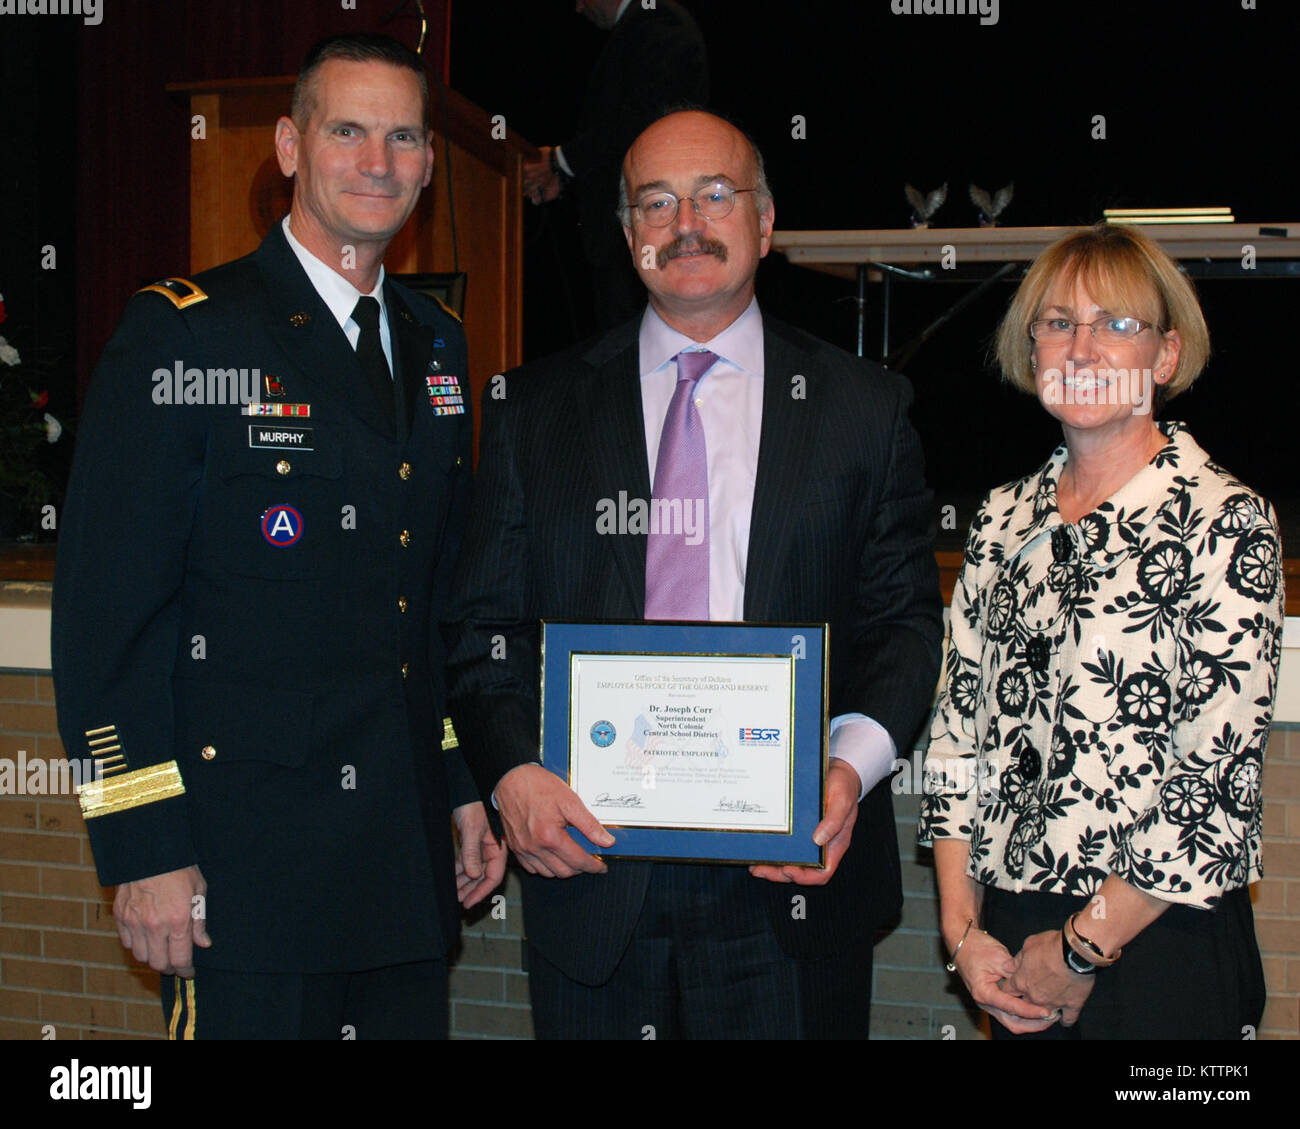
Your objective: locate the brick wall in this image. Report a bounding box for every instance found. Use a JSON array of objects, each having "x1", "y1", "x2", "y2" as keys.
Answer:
[
  {"x1": 871, "y1": 773, "x2": 983, "y2": 1039},
  {"x1": 1256, "y1": 724, "x2": 1300, "y2": 1038},
  {"x1": 3, "y1": 670, "x2": 1297, "y2": 1040},
  {"x1": 0, "y1": 672, "x2": 162, "y2": 1039},
  {"x1": 450, "y1": 869, "x2": 533, "y2": 1039}
]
